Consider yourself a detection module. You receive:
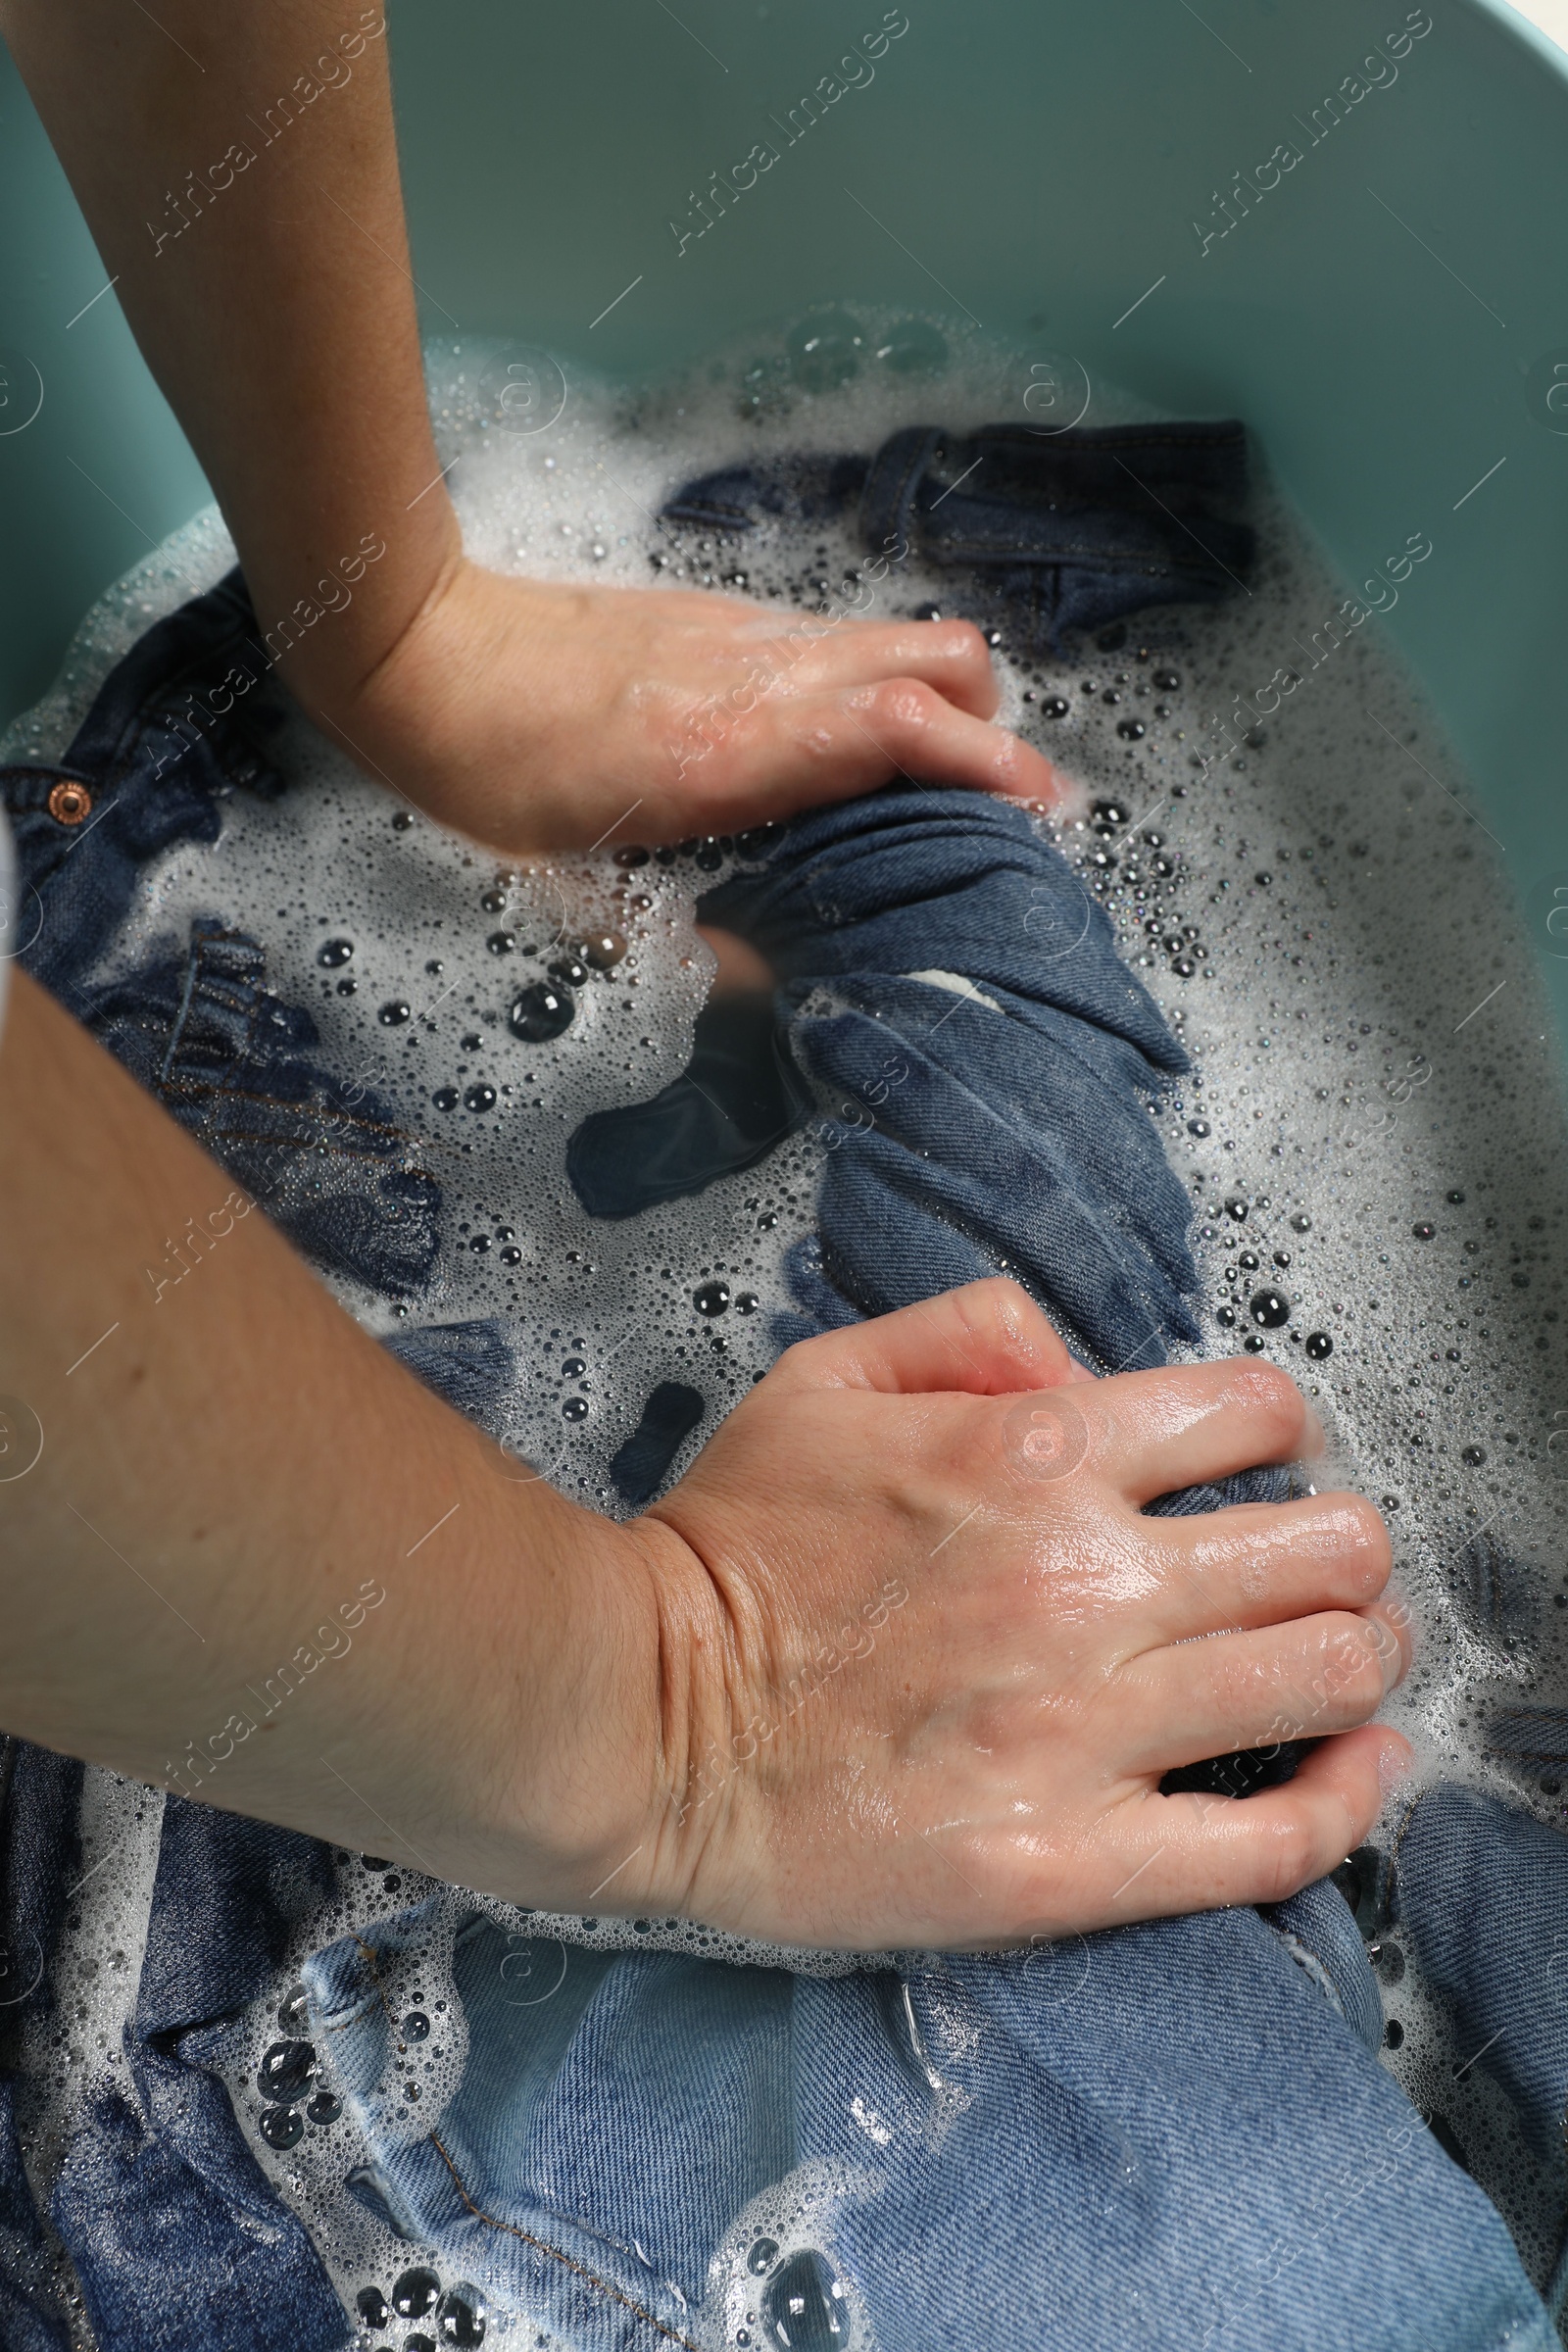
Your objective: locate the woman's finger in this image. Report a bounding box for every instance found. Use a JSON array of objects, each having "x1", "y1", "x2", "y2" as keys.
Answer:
[
  {"x1": 1010, "y1": 1725, "x2": 1408, "y2": 1935},
  {"x1": 774, "y1": 1276, "x2": 1079, "y2": 1400},
  {"x1": 1119, "y1": 1604, "x2": 1411, "y2": 1775},
  {"x1": 700, "y1": 681, "x2": 1068, "y2": 819},
  {"x1": 740, "y1": 615, "x2": 1003, "y2": 720},
  {"x1": 1138, "y1": 1493, "x2": 1393, "y2": 1642},
  {"x1": 1089, "y1": 1358, "x2": 1320, "y2": 1503},
  {"x1": 1147, "y1": 1725, "x2": 1412, "y2": 1915}
]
